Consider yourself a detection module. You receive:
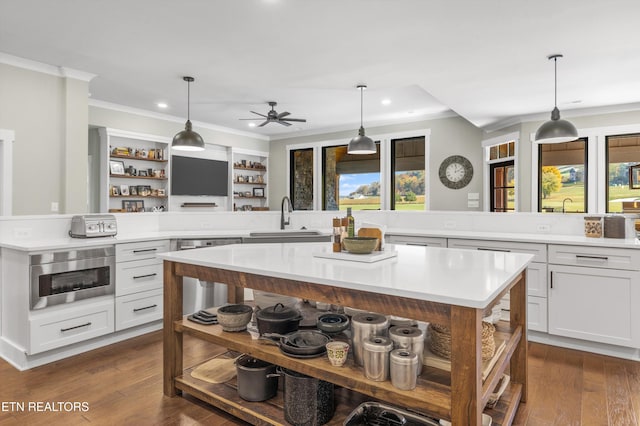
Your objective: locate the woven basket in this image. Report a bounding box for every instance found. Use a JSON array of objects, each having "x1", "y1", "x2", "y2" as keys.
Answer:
[{"x1": 428, "y1": 321, "x2": 496, "y2": 361}]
